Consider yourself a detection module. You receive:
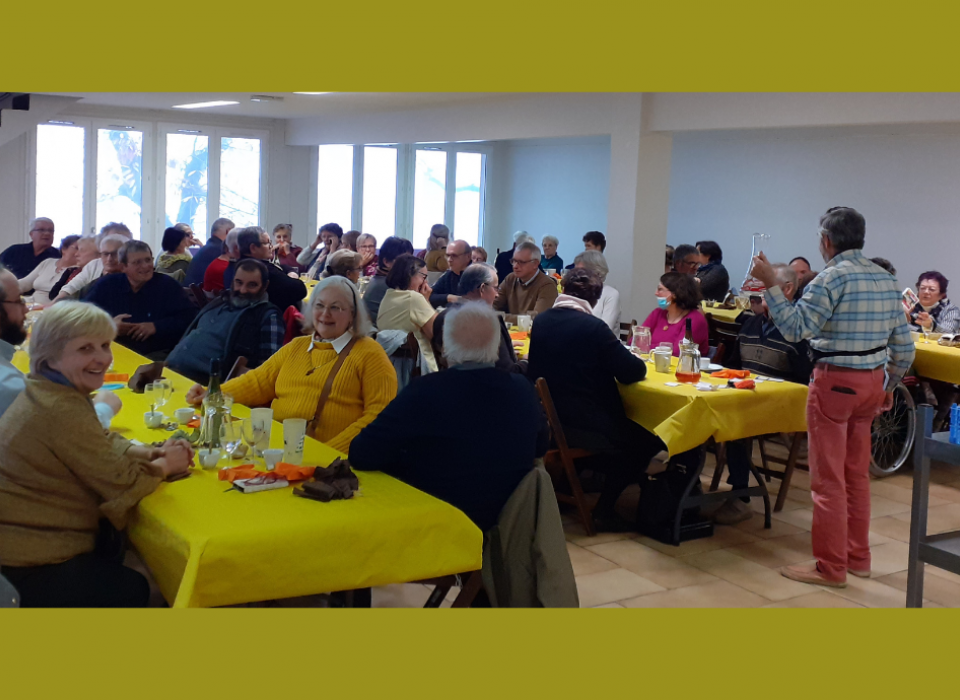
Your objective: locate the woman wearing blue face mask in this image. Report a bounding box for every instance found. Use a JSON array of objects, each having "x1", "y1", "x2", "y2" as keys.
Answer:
[{"x1": 641, "y1": 271, "x2": 709, "y2": 356}]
